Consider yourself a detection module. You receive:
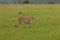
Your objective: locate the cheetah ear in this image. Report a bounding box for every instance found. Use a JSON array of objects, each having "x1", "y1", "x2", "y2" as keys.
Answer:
[{"x1": 31, "y1": 16, "x2": 36, "y2": 19}]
